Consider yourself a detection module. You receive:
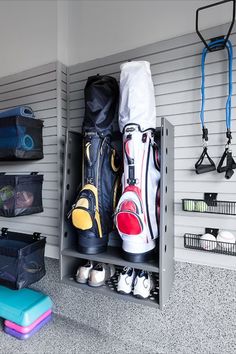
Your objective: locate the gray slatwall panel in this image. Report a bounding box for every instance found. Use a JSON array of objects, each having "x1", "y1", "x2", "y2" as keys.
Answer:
[
  {"x1": 68, "y1": 24, "x2": 236, "y2": 269},
  {"x1": 0, "y1": 63, "x2": 60, "y2": 258}
]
